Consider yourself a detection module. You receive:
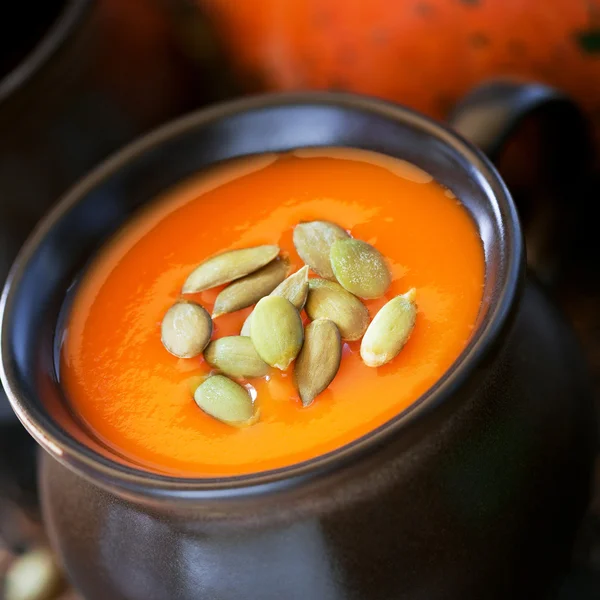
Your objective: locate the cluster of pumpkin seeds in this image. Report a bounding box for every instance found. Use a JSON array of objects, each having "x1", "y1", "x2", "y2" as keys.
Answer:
[{"x1": 161, "y1": 221, "x2": 417, "y2": 427}]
